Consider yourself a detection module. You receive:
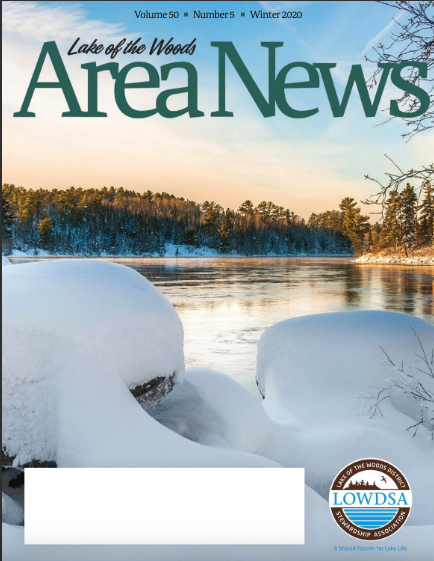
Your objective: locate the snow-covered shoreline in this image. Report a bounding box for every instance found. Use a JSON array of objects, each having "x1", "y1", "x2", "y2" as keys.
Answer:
[
  {"x1": 6, "y1": 245, "x2": 353, "y2": 260},
  {"x1": 356, "y1": 254, "x2": 434, "y2": 265}
]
